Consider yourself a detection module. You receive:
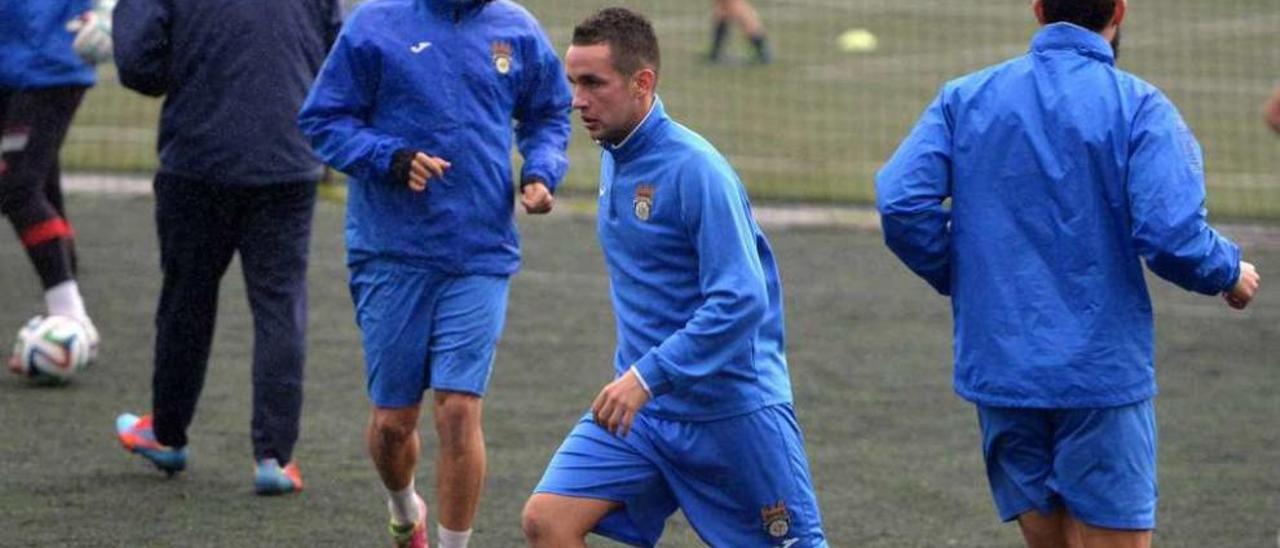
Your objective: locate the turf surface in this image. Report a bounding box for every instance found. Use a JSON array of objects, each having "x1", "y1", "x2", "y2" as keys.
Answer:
[{"x1": 0, "y1": 194, "x2": 1276, "y2": 546}]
